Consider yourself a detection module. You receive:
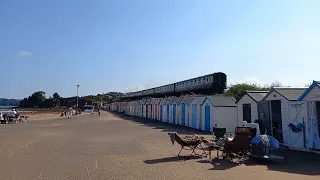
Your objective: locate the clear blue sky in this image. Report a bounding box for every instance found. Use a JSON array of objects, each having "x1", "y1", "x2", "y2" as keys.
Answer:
[{"x1": 1, "y1": 0, "x2": 320, "y2": 99}]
